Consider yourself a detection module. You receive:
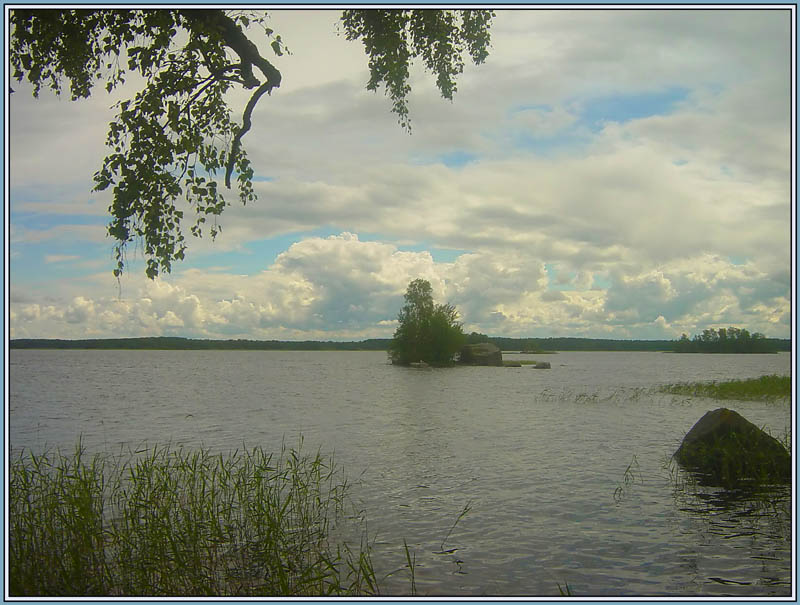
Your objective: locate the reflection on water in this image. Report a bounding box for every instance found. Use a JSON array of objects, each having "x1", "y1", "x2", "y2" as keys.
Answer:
[
  {"x1": 9, "y1": 349, "x2": 793, "y2": 596},
  {"x1": 662, "y1": 454, "x2": 792, "y2": 594}
]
